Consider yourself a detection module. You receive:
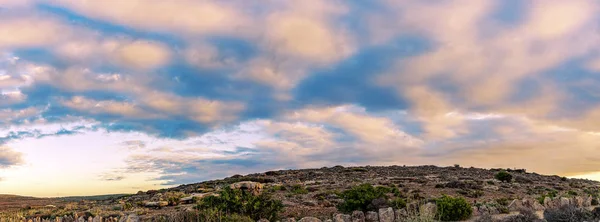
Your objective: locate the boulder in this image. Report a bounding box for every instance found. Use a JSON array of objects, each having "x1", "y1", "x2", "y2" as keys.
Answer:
[
  {"x1": 298, "y1": 217, "x2": 322, "y2": 222},
  {"x1": 394, "y1": 208, "x2": 407, "y2": 222},
  {"x1": 144, "y1": 201, "x2": 168, "y2": 208},
  {"x1": 585, "y1": 196, "x2": 593, "y2": 207},
  {"x1": 352, "y1": 211, "x2": 365, "y2": 222},
  {"x1": 420, "y1": 202, "x2": 437, "y2": 217},
  {"x1": 365, "y1": 211, "x2": 378, "y2": 222},
  {"x1": 508, "y1": 199, "x2": 523, "y2": 212},
  {"x1": 125, "y1": 214, "x2": 139, "y2": 222},
  {"x1": 378, "y1": 207, "x2": 394, "y2": 222},
  {"x1": 325, "y1": 220, "x2": 333, "y2": 222},
  {"x1": 559, "y1": 197, "x2": 570, "y2": 207},
  {"x1": 543, "y1": 197, "x2": 552, "y2": 208},
  {"x1": 574, "y1": 196, "x2": 585, "y2": 207},
  {"x1": 333, "y1": 213, "x2": 351, "y2": 222},
  {"x1": 230, "y1": 181, "x2": 264, "y2": 195}
]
